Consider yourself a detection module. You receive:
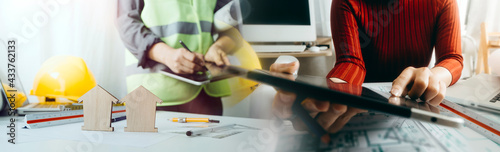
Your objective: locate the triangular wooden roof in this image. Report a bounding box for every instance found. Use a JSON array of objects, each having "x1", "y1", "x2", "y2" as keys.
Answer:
[
  {"x1": 78, "y1": 85, "x2": 119, "y2": 104},
  {"x1": 120, "y1": 86, "x2": 162, "y2": 104}
]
